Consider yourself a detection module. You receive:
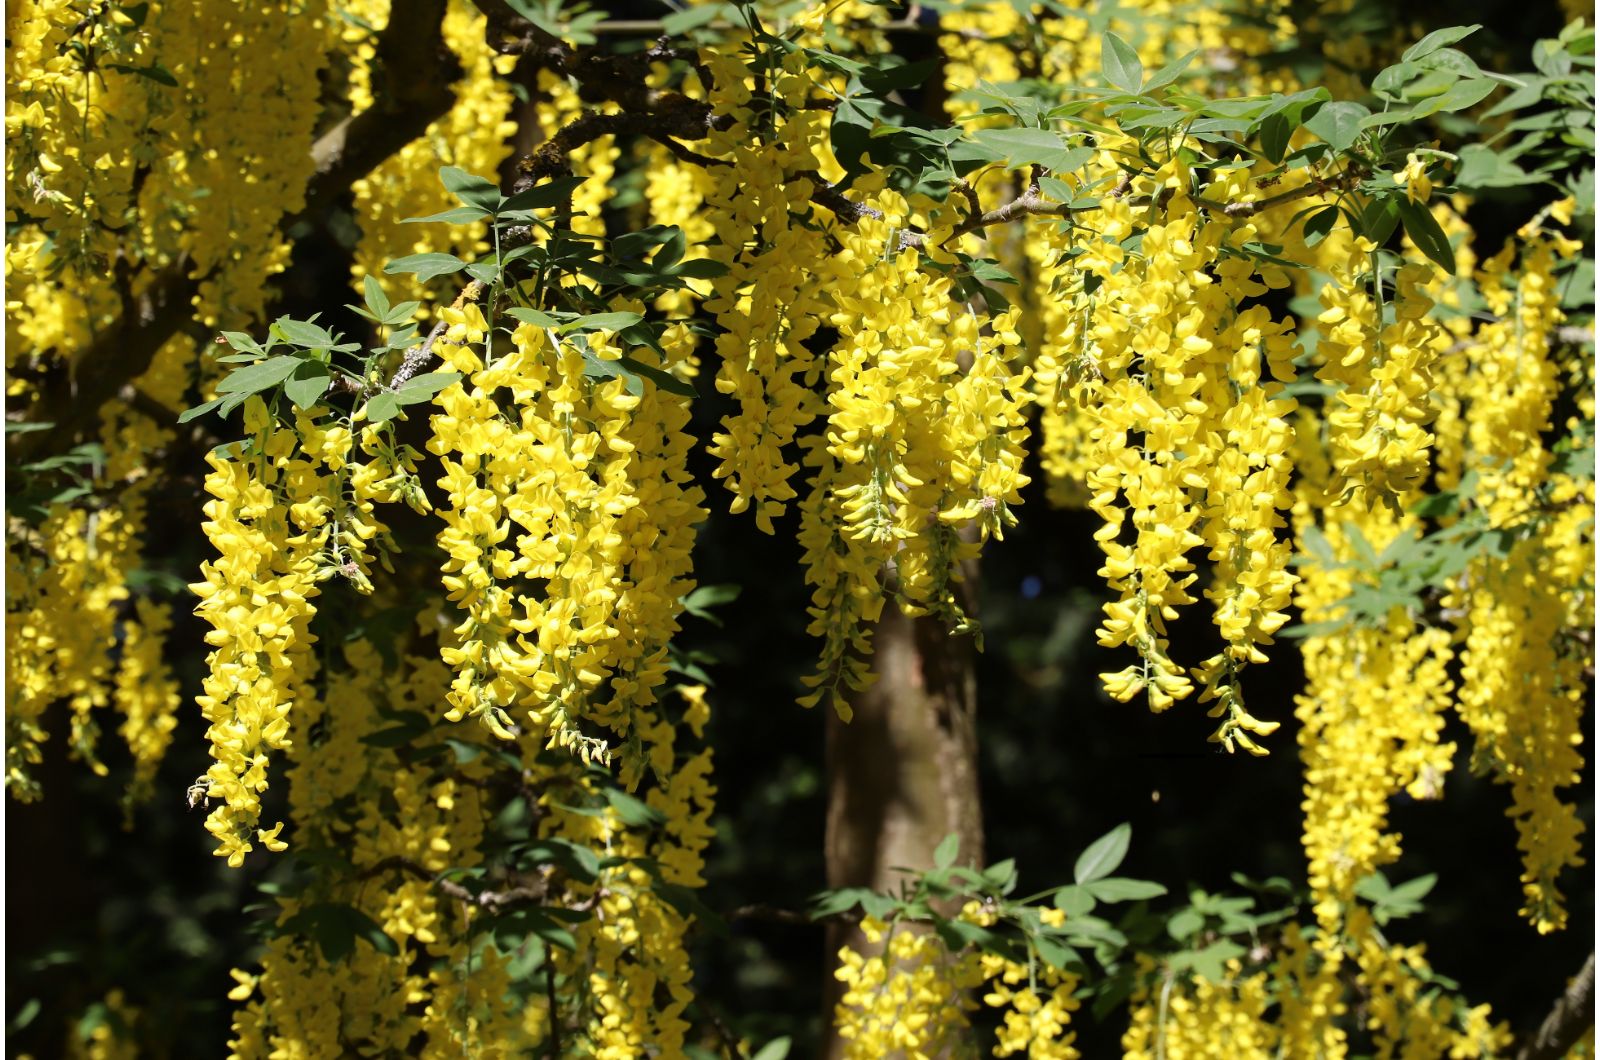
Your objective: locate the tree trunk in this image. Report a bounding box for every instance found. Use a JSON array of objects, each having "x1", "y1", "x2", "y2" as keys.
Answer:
[{"x1": 820, "y1": 578, "x2": 984, "y2": 1057}]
